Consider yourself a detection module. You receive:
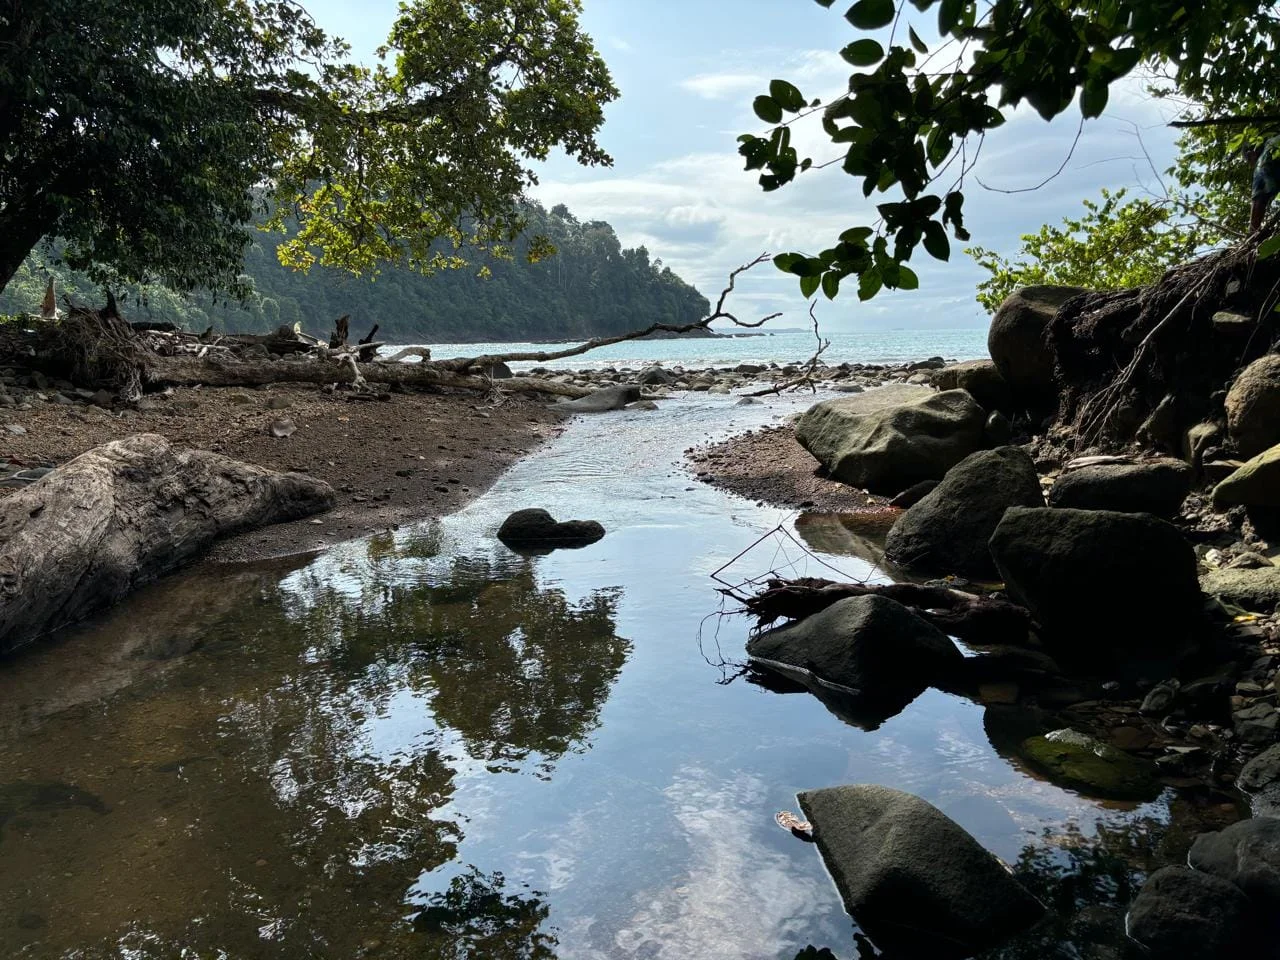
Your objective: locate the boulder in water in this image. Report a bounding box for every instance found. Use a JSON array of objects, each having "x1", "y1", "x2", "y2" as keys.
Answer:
[
  {"x1": 796, "y1": 784, "x2": 1043, "y2": 958},
  {"x1": 884, "y1": 446, "x2": 1043, "y2": 578},
  {"x1": 553, "y1": 385, "x2": 641, "y2": 412},
  {"x1": 1018, "y1": 728, "x2": 1161, "y2": 800},
  {"x1": 1126, "y1": 866, "x2": 1251, "y2": 959},
  {"x1": 1188, "y1": 817, "x2": 1280, "y2": 908},
  {"x1": 795, "y1": 387, "x2": 987, "y2": 495},
  {"x1": 497, "y1": 509, "x2": 605, "y2": 550}
]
